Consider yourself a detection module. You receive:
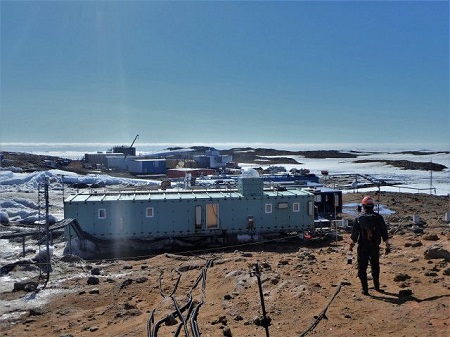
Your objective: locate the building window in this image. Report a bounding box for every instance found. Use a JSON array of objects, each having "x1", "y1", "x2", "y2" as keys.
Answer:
[
  {"x1": 308, "y1": 201, "x2": 314, "y2": 216},
  {"x1": 293, "y1": 202, "x2": 300, "y2": 212},
  {"x1": 195, "y1": 205, "x2": 202, "y2": 229},
  {"x1": 98, "y1": 208, "x2": 106, "y2": 219},
  {"x1": 146, "y1": 207, "x2": 154, "y2": 218},
  {"x1": 277, "y1": 202, "x2": 289, "y2": 209},
  {"x1": 314, "y1": 194, "x2": 322, "y2": 202},
  {"x1": 265, "y1": 203, "x2": 273, "y2": 213}
]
